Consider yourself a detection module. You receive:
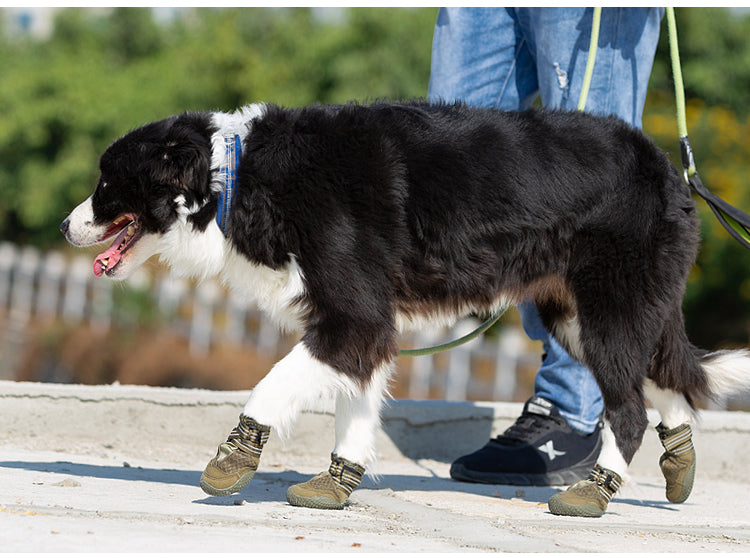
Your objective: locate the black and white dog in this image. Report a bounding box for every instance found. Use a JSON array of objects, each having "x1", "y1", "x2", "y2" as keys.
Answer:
[{"x1": 62, "y1": 101, "x2": 750, "y2": 515}]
